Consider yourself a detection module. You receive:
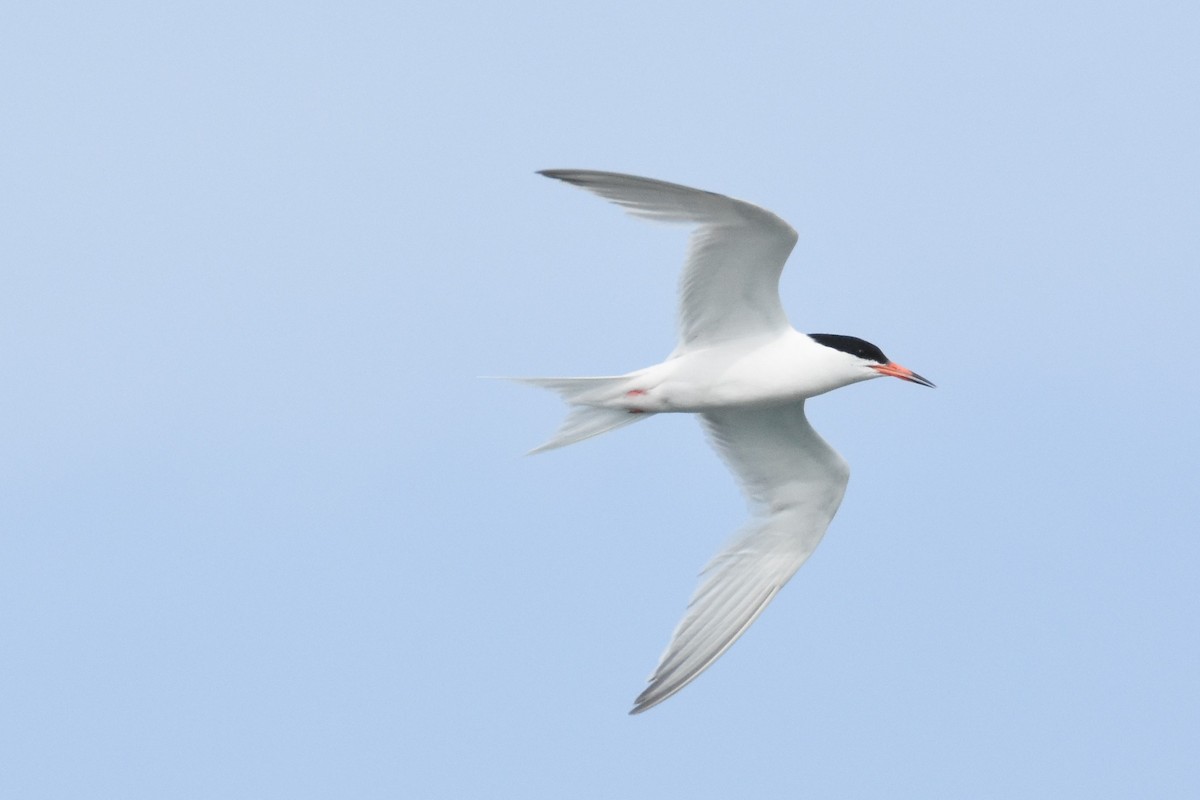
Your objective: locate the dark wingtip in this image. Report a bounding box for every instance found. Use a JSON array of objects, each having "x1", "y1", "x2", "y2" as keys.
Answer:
[{"x1": 628, "y1": 684, "x2": 670, "y2": 715}]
